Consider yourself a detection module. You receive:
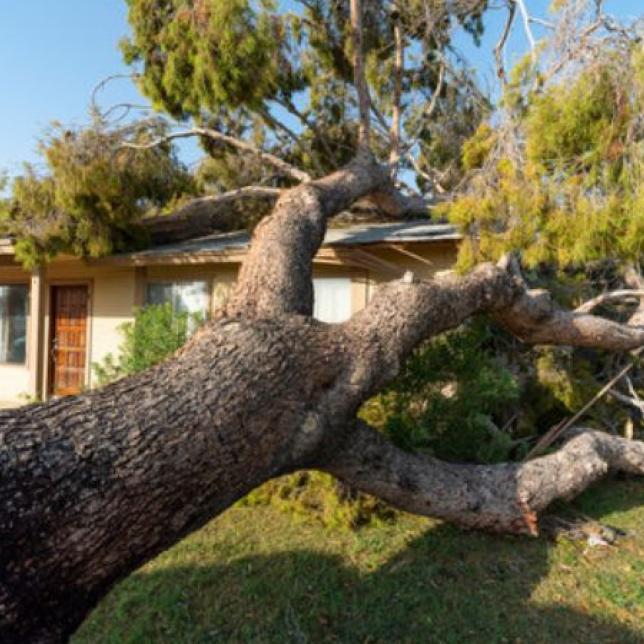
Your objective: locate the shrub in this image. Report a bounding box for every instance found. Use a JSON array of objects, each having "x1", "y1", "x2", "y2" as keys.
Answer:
[{"x1": 92, "y1": 303, "x2": 205, "y2": 386}]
